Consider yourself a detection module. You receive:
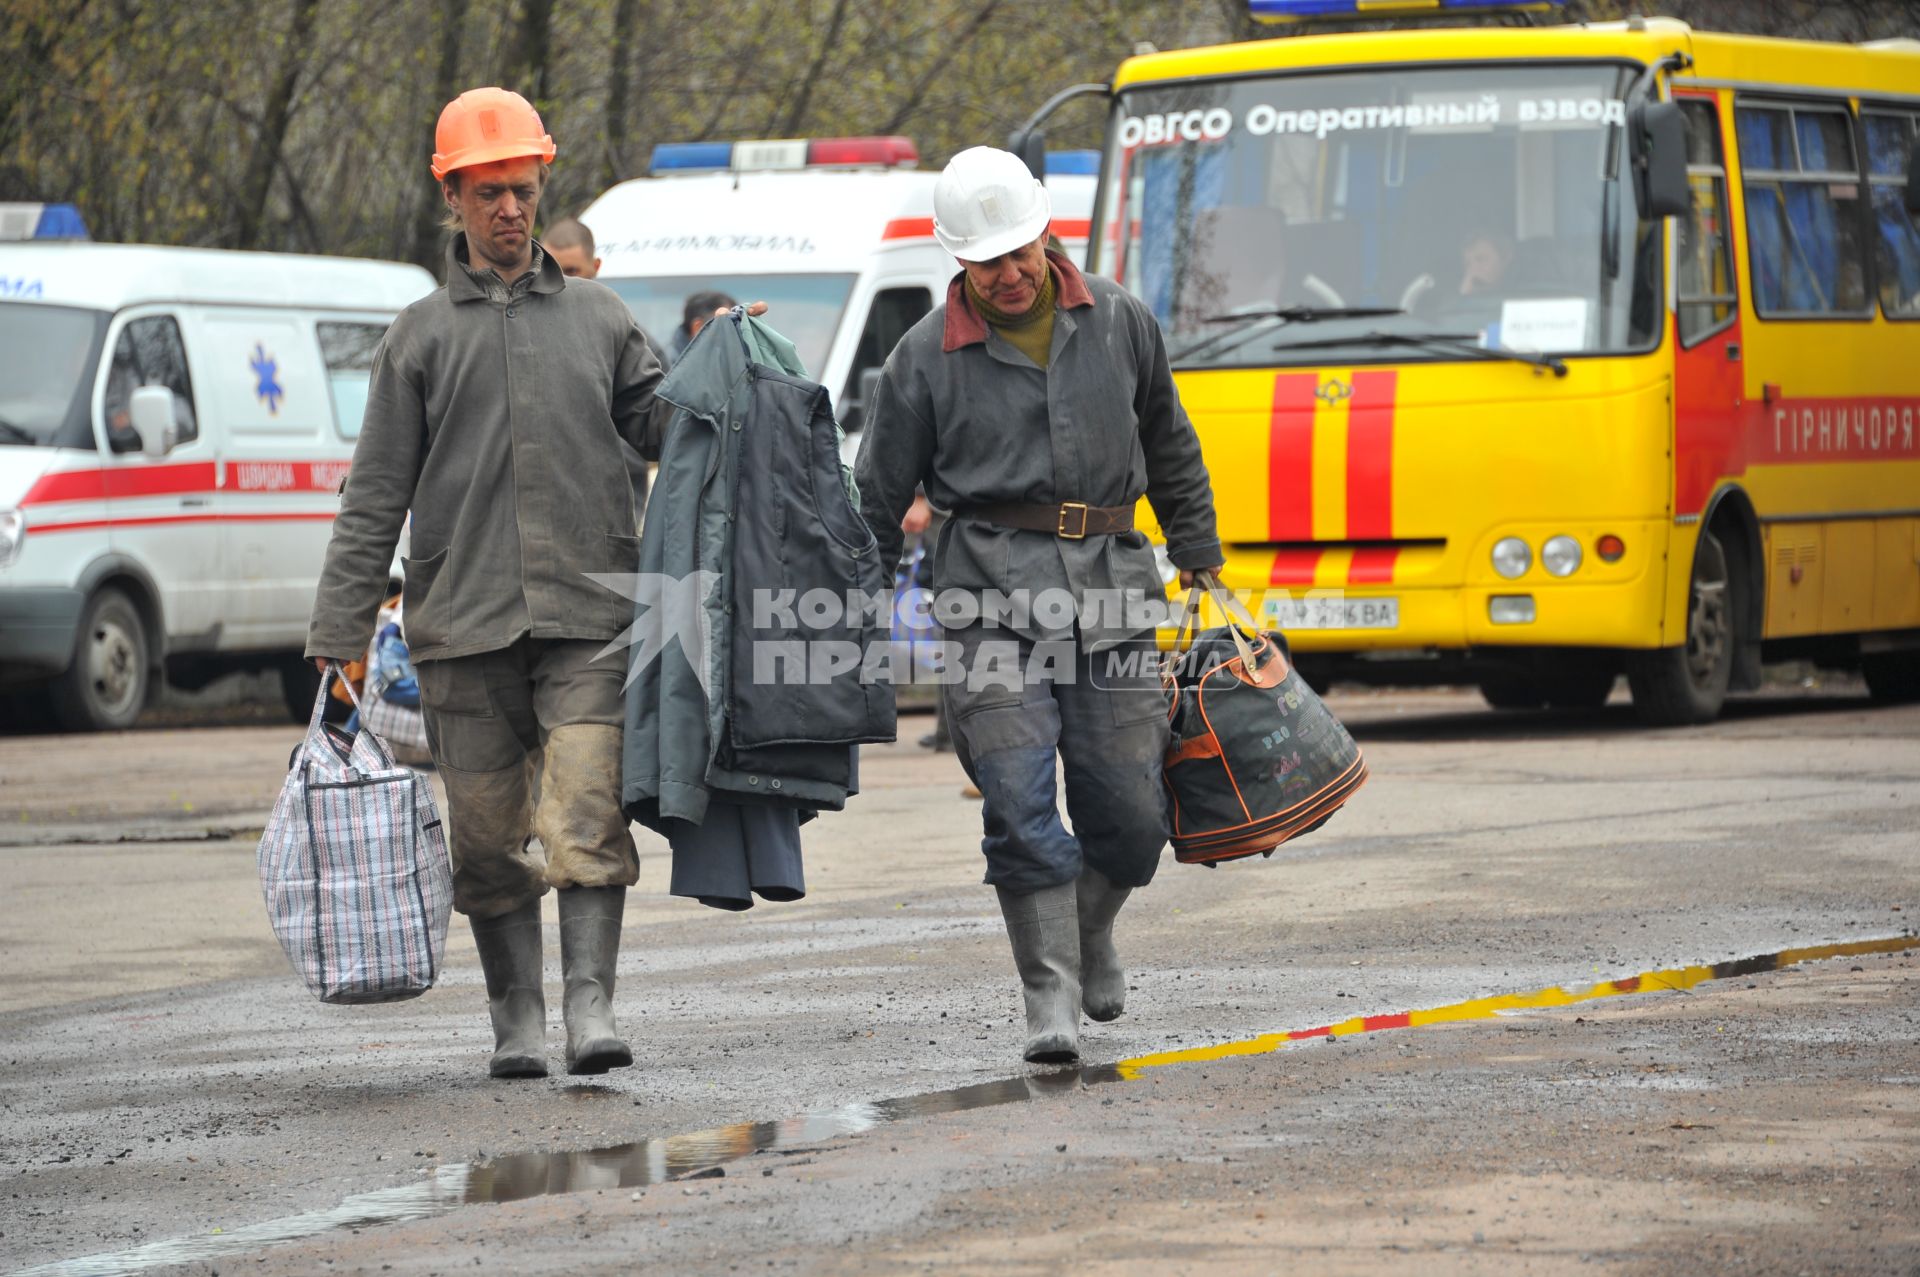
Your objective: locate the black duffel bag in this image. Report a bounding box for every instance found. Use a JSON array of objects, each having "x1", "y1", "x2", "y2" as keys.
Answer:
[{"x1": 1161, "y1": 574, "x2": 1369, "y2": 866}]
